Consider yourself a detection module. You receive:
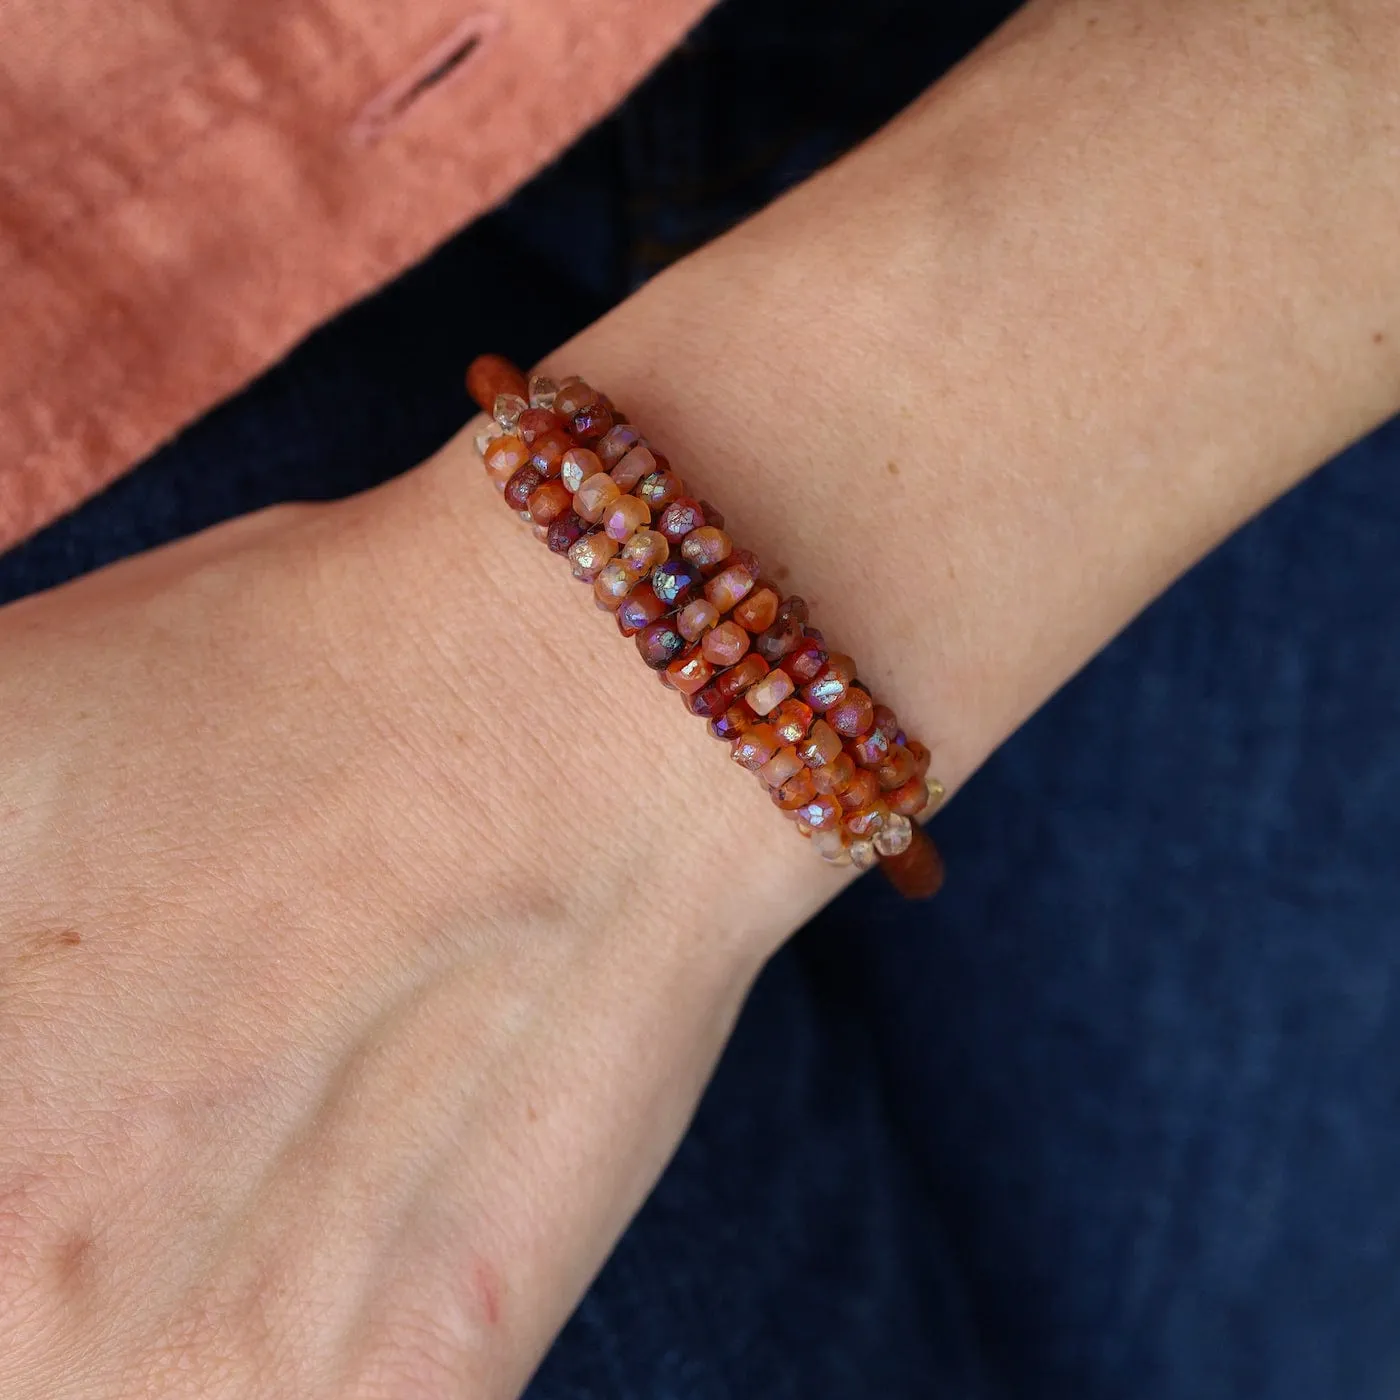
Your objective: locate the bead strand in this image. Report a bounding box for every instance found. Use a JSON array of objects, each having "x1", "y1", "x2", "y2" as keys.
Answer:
[{"x1": 468, "y1": 359, "x2": 946, "y2": 898}]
